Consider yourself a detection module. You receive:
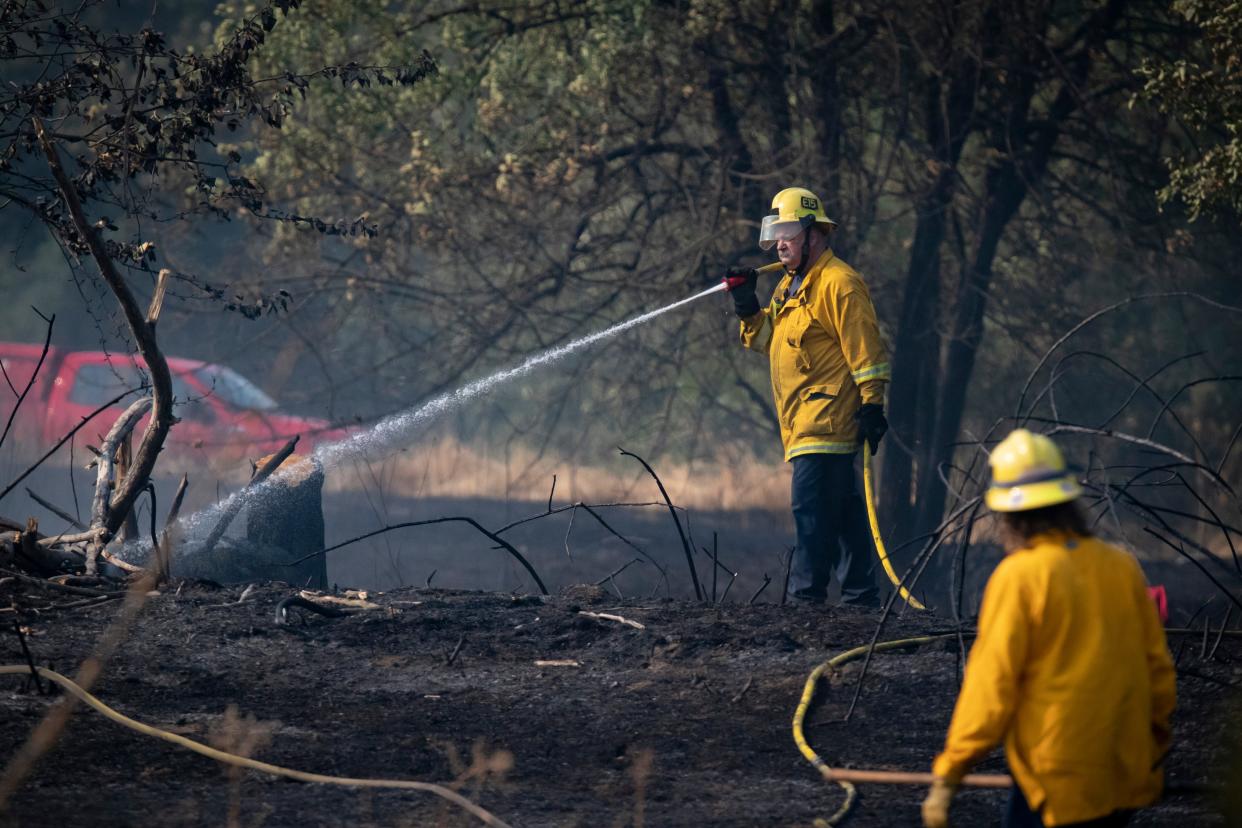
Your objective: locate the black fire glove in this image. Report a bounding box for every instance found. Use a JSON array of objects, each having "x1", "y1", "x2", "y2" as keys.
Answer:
[
  {"x1": 855, "y1": 403, "x2": 888, "y2": 456},
  {"x1": 723, "y1": 266, "x2": 760, "y2": 318}
]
